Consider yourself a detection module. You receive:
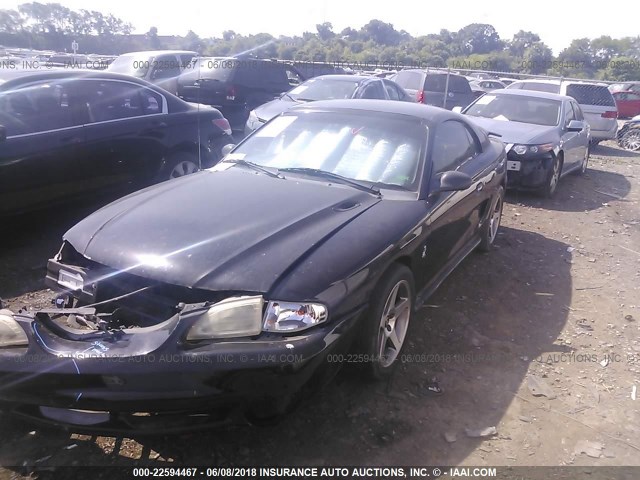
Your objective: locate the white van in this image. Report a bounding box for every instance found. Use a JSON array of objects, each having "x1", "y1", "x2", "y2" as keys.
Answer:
[{"x1": 506, "y1": 79, "x2": 618, "y2": 144}]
